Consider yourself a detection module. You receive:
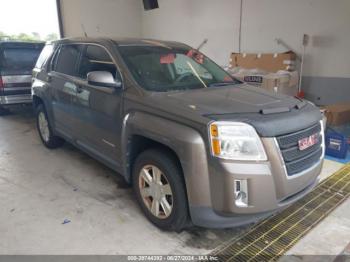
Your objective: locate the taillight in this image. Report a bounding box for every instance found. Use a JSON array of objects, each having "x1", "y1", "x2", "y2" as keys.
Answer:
[{"x1": 0, "y1": 76, "x2": 3, "y2": 90}]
